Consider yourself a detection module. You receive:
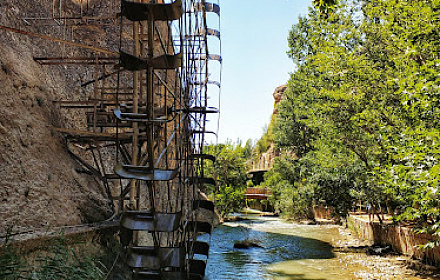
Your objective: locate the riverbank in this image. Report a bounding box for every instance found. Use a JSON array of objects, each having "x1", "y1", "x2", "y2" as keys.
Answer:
[
  {"x1": 206, "y1": 214, "x2": 440, "y2": 279},
  {"x1": 265, "y1": 219, "x2": 440, "y2": 280},
  {"x1": 348, "y1": 214, "x2": 440, "y2": 266}
]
